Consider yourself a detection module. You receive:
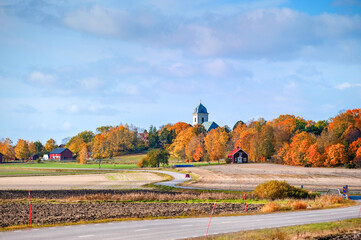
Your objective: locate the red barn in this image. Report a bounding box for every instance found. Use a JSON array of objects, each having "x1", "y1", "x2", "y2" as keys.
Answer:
[
  {"x1": 228, "y1": 147, "x2": 248, "y2": 163},
  {"x1": 0, "y1": 153, "x2": 3, "y2": 163},
  {"x1": 49, "y1": 148, "x2": 73, "y2": 160}
]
